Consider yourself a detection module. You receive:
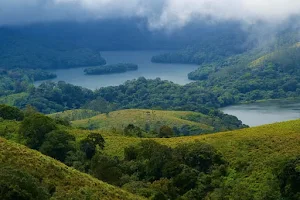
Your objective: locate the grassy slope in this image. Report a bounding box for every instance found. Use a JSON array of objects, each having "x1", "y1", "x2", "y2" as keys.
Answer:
[
  {"x1": 72, "y1": 120, "x2": 300, "y2": 198},
  {"x1": 72, "y1": 109, "x2": 213, "y2": 132},
  {"x1": 48, "y1": 109, "x2": 101, "y2": 121},
  {"x1": 0, "y1": 137, "x2": 143, "y2": 200}
]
